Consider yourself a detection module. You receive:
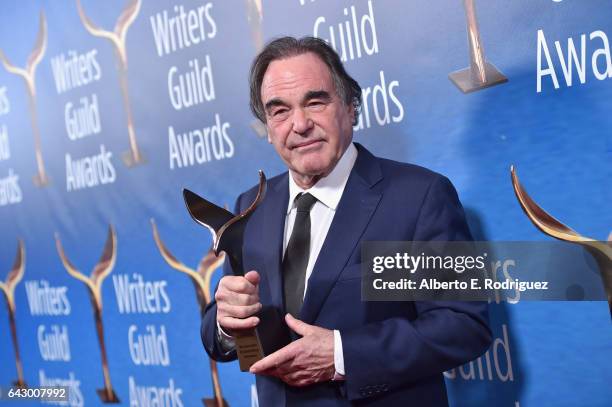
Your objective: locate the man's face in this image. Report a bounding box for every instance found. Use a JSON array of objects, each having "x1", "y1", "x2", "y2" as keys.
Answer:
[{"x1": 260, "y1": 52, "x2": 354, "y2": 186}]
